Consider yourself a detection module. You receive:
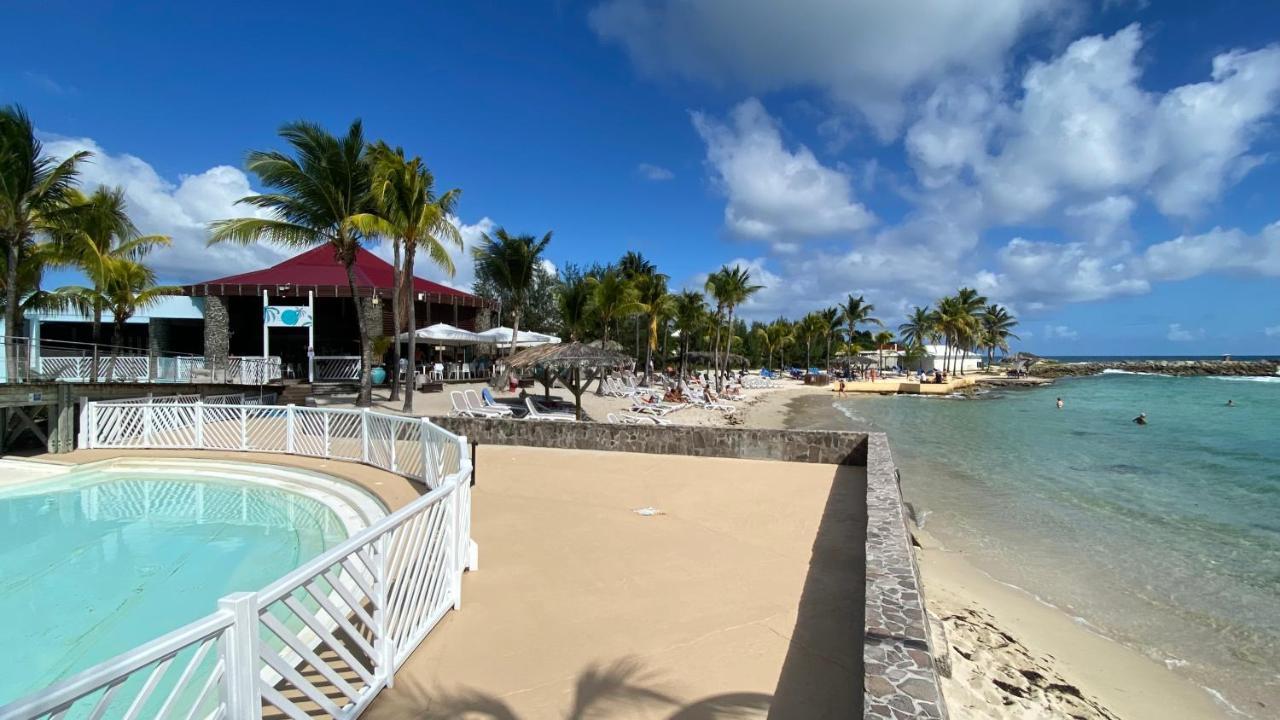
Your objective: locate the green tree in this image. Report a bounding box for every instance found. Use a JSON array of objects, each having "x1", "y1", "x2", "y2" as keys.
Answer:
[
  {"x1": 210, "y1": 119, "x2": 389, "y2": 406},
  {"x1": 873, "y1": 329, "x2": 896, "y2": 372},
  {"x1": 819, "y1": 306, "x2": 843, "y2": 370},
  {"x1": 898, "y1": 305, "x2": 936, "y2": 371},
  {"x1": 980, "y1": 304, "x2": 1019, "y2": 368},
  {"x1": 56, "y1": 257, "x2": 178, "y2": 373},
  {"x1": 587, "y1": 269, "x2": 640, "y2": 345},
  {"x1": 557, "y1": 275, "x2": 594, "y2": 342},
  {"x1": 634, "y1": 272, "x2": 673, "y2": 383},
  {"x1": 840, "y1": 294, "x2": 881, "y2": 368},
  {"x1": 671, "y1": 290, "x2": 706, "y2": 379},
  {"x1": 618, "y1": 251, "x2": 655, "y2": 362},
  {"x1": 368, "y1": 143, "x2": 462, "y2": 412},
  {"x1": 0, "y1": 105, "x2": 89, "y2": 375},
  {"x1": 710, "y1": 265, "x2": 763, "y2": 388},
  {"x1": 472, "y1": 228, "x2": 553, "y2": 356}
]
